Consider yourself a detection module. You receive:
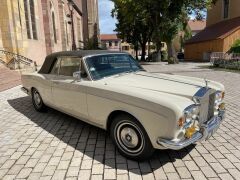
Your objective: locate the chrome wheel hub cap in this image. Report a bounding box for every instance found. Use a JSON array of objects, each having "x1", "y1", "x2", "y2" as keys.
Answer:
[
  {"x1": 120, "y1": 127, "x2": 139, "y2": 148},
  {"x1": 34, "y1": 92, "x2": 41, "y2": 106},
  {"x1": 115, "y1": 121, "x2": 145, "y2": 155}
]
